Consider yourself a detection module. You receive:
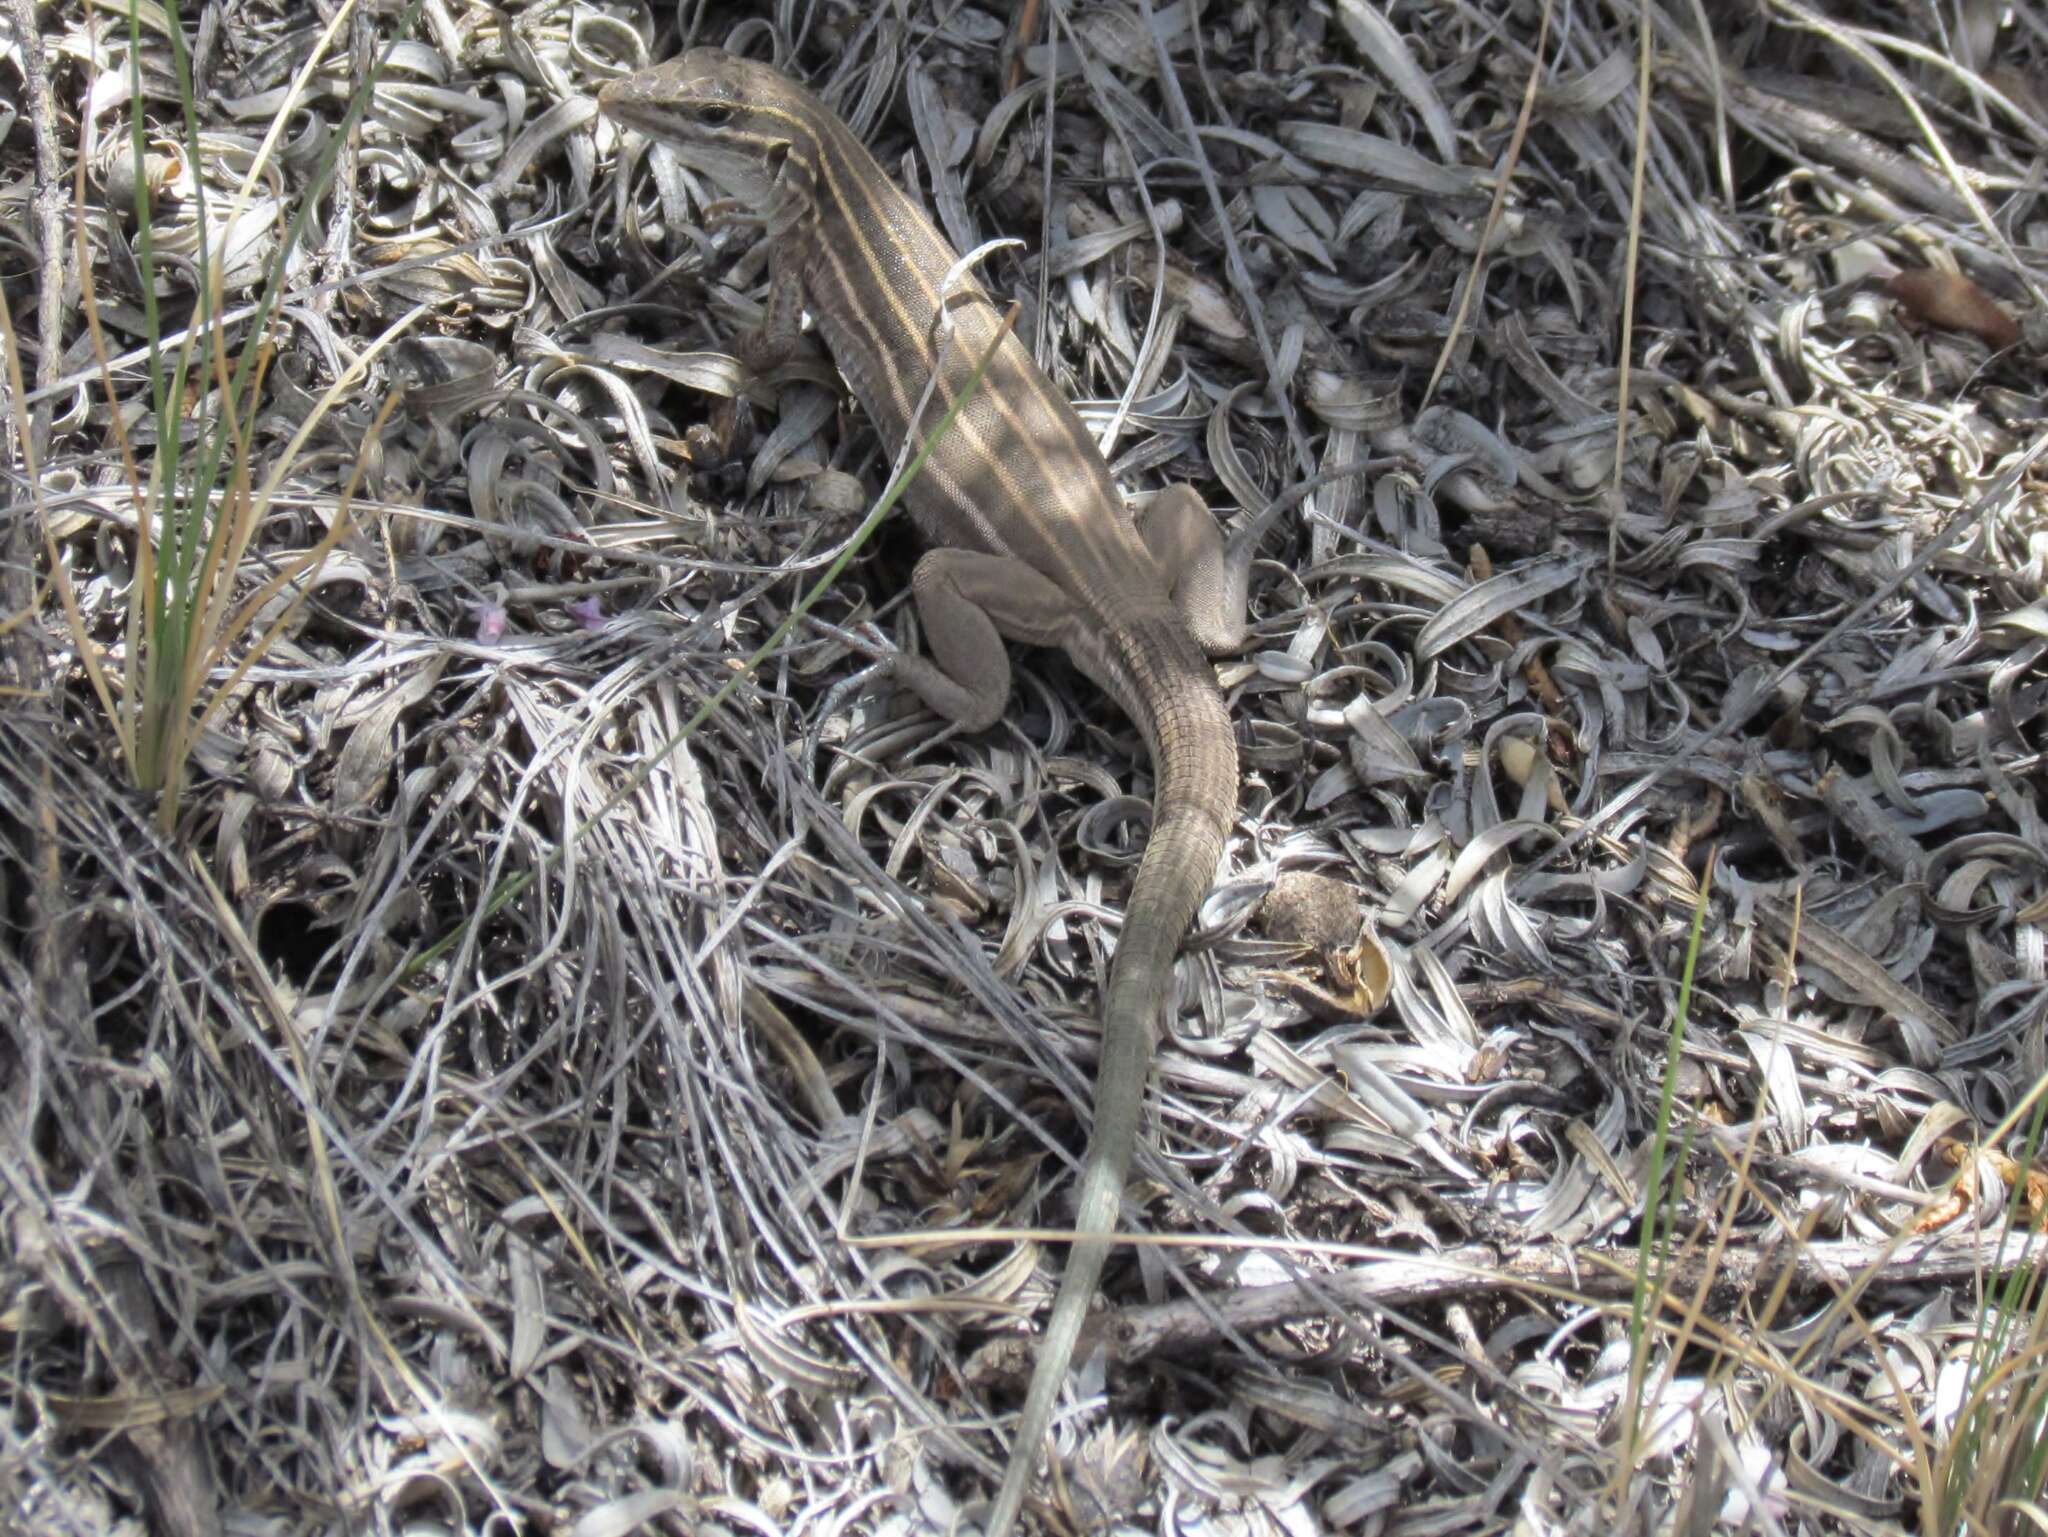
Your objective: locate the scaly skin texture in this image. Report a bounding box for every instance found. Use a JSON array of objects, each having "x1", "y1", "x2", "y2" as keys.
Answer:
[{"x1": 599, "y1": 52, "x2": 1243, "y2": 1536}]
